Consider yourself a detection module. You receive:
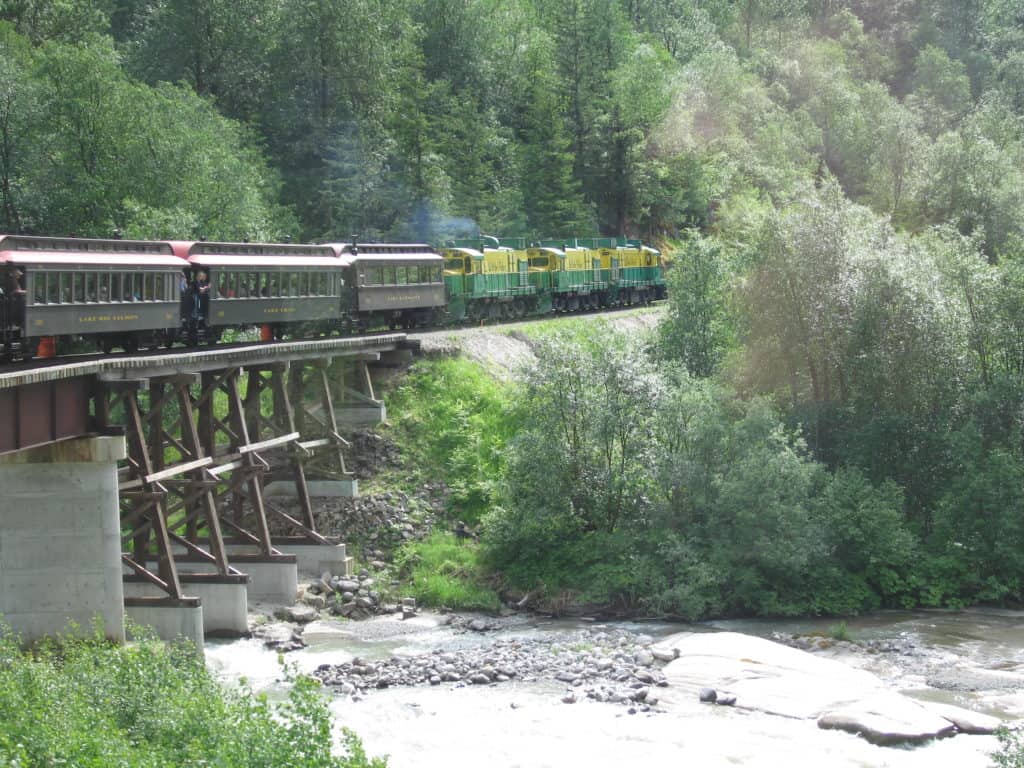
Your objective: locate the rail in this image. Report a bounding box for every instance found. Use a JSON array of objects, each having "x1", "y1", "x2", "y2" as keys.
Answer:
[{"x1": 0, "y1": 333, "x2": 406, "y2": 390}]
